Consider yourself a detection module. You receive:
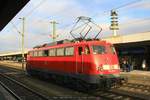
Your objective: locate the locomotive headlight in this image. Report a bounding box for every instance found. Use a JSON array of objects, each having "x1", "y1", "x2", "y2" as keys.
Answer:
[
  {"x1": 102, "y1": 65, "x2": 110, "y2": 70},
  {"x1": 98, "y1": 64, "x2": 120, "y2": 70}
]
